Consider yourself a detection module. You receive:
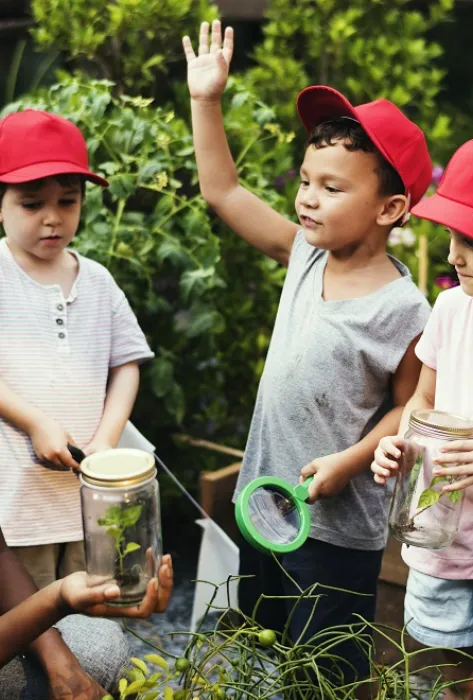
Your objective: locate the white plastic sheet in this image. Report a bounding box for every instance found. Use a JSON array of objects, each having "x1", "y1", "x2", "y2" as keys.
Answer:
[{"x1": 190, "y1": 518, "x2": 239, "y2": 632}]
